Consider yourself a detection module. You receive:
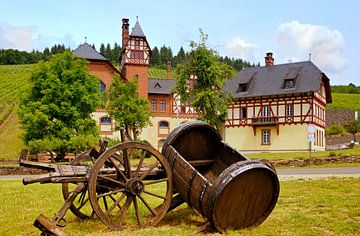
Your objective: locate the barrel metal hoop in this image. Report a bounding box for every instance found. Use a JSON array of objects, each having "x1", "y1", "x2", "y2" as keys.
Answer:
[
  {"x1": 186, "y1": 169, "x2": 198, "y2": 207},
  {"x1": 198, "y1": 181, "x2": 209, "y2": 217}
]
